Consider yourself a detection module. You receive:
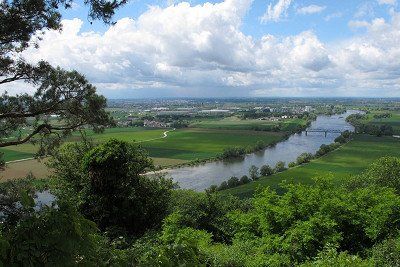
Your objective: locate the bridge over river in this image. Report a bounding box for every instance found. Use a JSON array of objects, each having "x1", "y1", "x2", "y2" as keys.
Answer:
[{"x1": 305, "y1": 128, "x2": 343, "y2": 137}]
